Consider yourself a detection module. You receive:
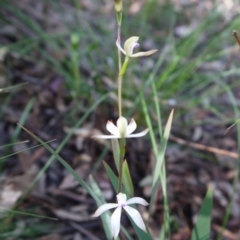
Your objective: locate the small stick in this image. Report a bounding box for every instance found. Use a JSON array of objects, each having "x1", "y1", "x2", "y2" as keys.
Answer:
[
  {"x1": 170, "y1": 135, "x2": 239, "y2": 159},
  {"x1": 232, "y1": 30, "x2": 240, "y2": 46}
]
